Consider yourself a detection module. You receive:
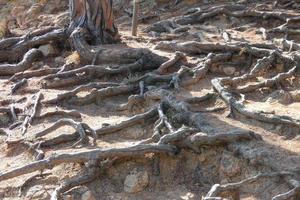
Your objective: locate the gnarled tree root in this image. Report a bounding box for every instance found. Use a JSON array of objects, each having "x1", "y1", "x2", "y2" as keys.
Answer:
[
  {"x1": 70, "y1": 27, "x2": 167, "y2": 65},
  {"x1": 22, "y1": 92, "x2": 43, "y2": 135},
  {"x1": 51, "y1": 159, "x2": 115, "y2": 200},
  {"x1": 205, "y1": 172, "x2": 299, "y2": 200},
  {"x1": 0, "y1": 29, "x2": 65, "y2": 63},
  {"x1": 44, "y1": 82, "x2": 120, "y2": 104},
  {"x1": 212, "y1": 78, "x2": 300, "y2": 128},
  {"x1": 0, "y1": 144, "x2": 177, "y2": 182},
  {"x1": 0, "y1": 49, "x2": 42, "y2": 76},
  {"x1": 34, "y1": 118, "x2": 96, "y2": 147}
]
